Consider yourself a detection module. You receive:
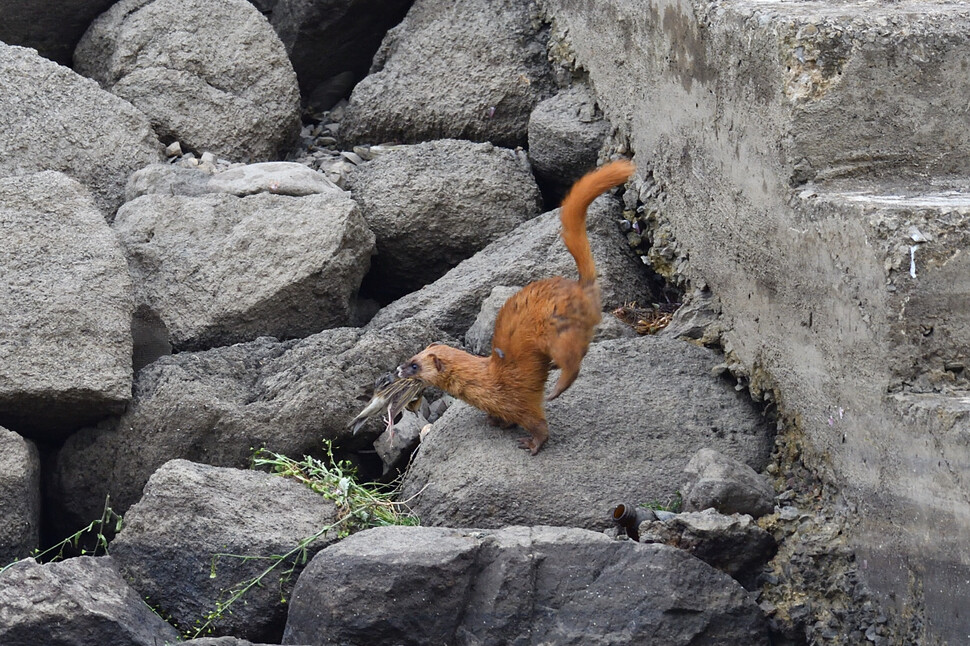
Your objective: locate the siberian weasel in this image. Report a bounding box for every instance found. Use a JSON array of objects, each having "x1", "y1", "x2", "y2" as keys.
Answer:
[{"x1": 398, "y1": 160, "x2": 636, "y2": 454}]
